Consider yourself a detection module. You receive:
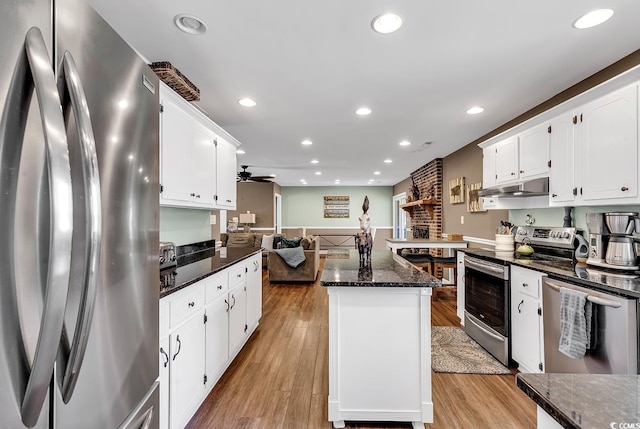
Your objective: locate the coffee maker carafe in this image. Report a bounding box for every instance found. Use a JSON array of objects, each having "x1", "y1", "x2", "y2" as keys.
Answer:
[{"x1": 586, "y1": 212, "x2": 640, "y2": 270}]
